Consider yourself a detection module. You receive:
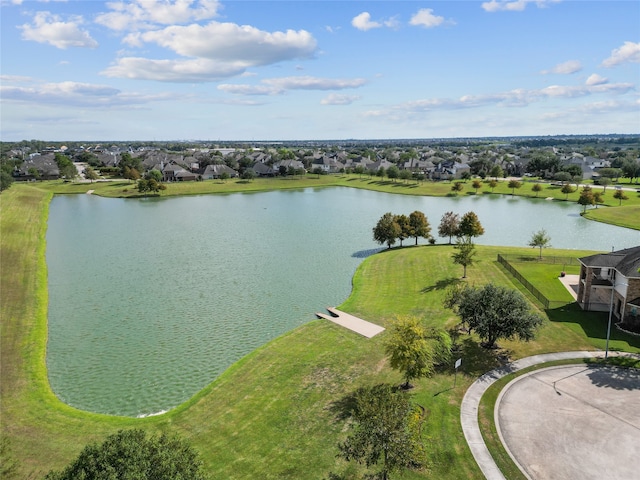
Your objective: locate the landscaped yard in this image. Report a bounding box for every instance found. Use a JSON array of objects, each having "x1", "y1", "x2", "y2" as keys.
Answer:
[{"x1": 1, "y1": 182, "x2": 639, "y2": 479}]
